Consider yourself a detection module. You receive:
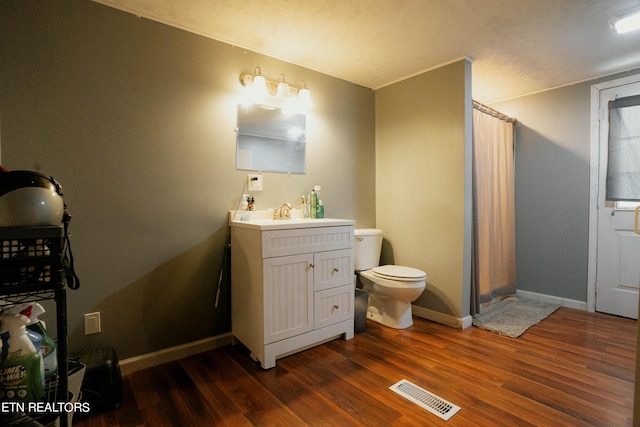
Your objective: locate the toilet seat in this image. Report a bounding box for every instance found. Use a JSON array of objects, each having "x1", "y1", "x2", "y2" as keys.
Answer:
[{"x1": 371, "y1": 265, "x2": 427, "y2": 282}]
